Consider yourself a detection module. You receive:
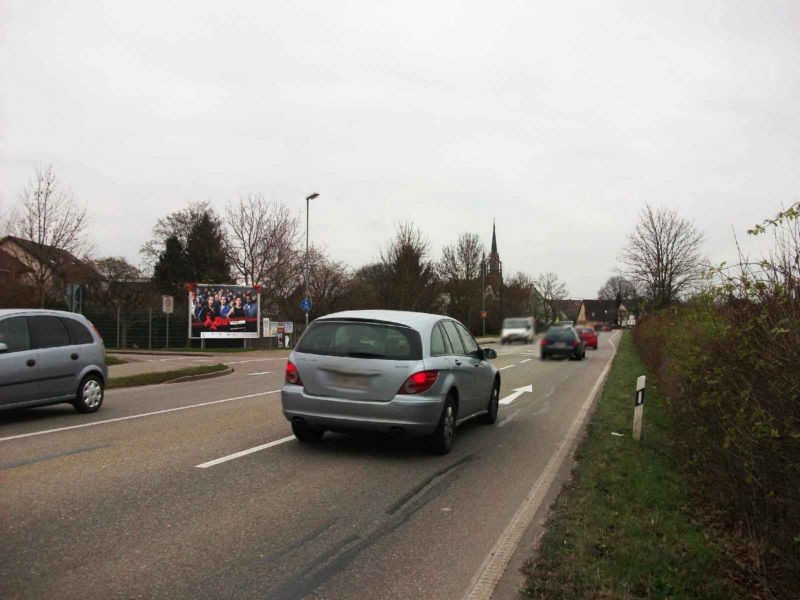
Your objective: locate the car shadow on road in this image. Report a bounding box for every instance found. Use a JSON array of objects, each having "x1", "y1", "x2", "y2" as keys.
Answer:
[
  {"x1": 0, "y1": 404, "x2": 77, "y2": 427},
  {"x1": 285, "y1": 418, "x2": 489, "y2": 461}
]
